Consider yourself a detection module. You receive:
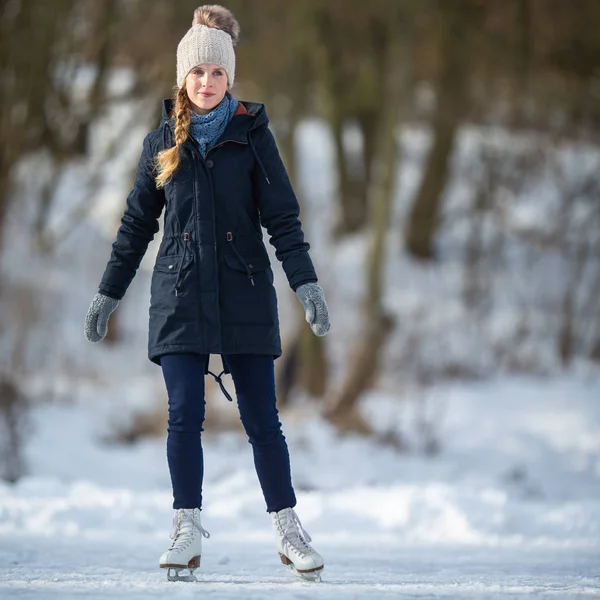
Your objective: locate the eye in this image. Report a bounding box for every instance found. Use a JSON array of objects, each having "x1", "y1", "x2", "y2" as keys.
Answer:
[{"x1": 214, "y1": 70, "x2": 223, "y2": 76}]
